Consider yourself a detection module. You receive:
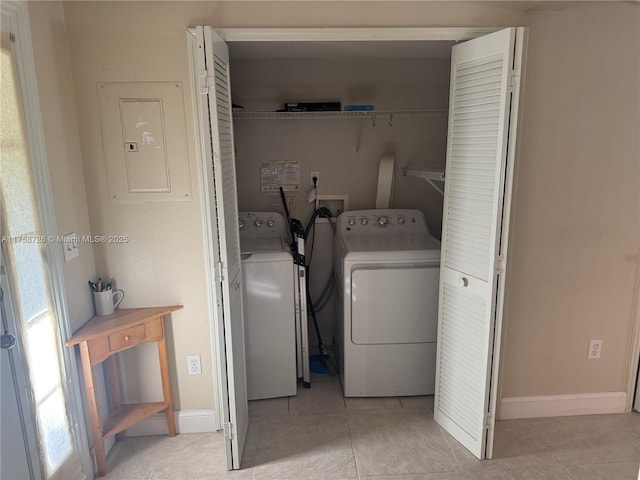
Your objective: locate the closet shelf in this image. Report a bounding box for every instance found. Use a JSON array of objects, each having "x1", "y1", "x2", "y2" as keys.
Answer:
[
  {"x1": 403, "y1": 166, "x2": 445, "y2": 196},
  {"x1": 232, "y1": 109, "x2": 448, "y2": 120}
]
